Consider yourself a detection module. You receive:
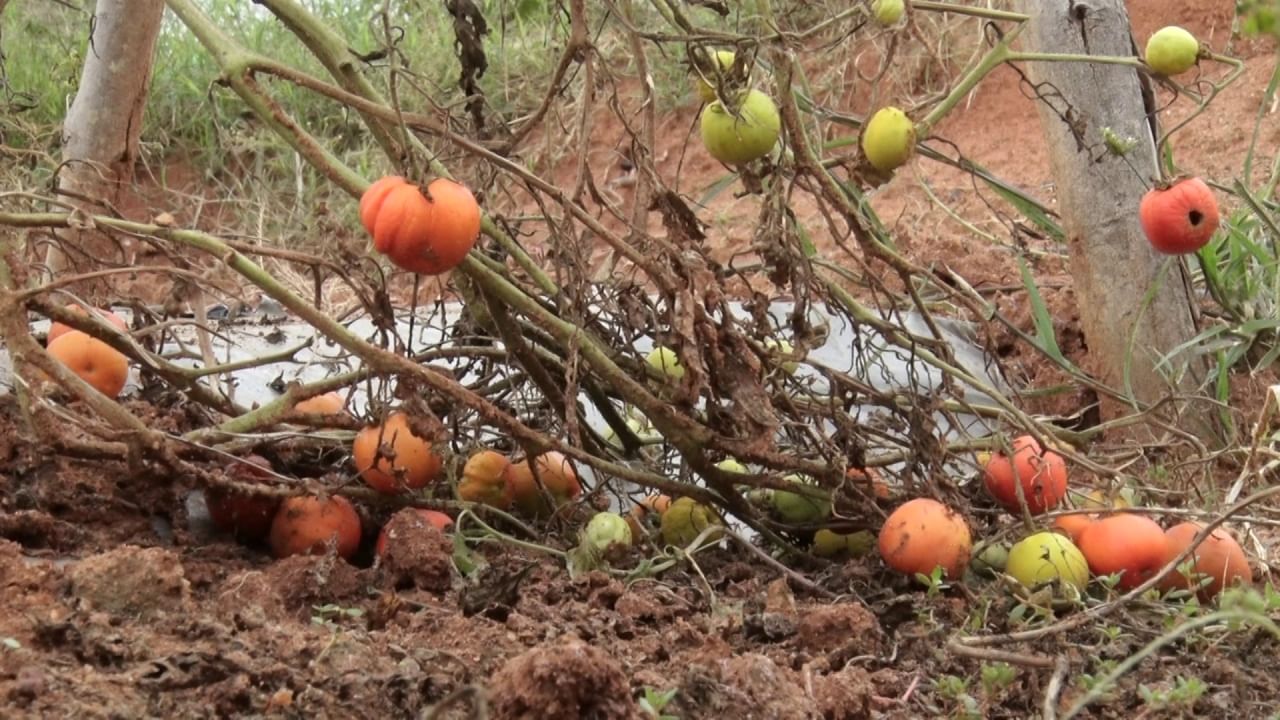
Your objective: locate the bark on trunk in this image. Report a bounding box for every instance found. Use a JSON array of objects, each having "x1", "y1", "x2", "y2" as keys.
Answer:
[
  {"x1": 1019, "y1": 0, "x2": 1219, "y2": 443},
  {"x1": 48, "y1": 0, "x2": 165, "y2": 294}
]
